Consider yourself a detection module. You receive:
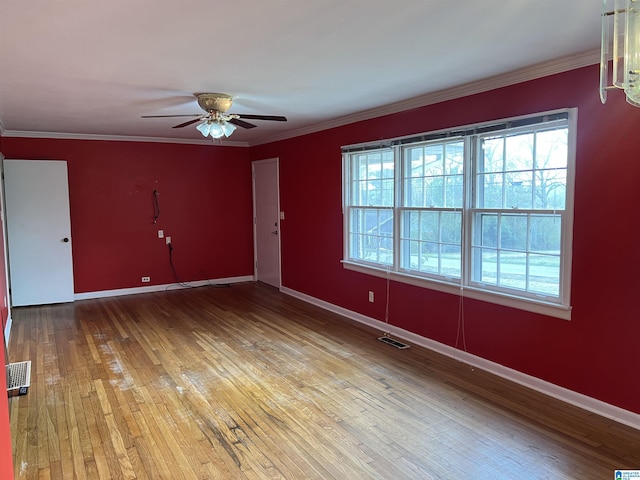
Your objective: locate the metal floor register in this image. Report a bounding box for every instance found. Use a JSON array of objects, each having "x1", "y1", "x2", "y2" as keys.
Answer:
[{"x1": 6, "y1": 360, "x2": 31, "y2": 396}]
